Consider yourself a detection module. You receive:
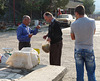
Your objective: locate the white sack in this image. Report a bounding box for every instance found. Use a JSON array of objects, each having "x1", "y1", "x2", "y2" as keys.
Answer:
[{"x1": 6, "y1": 47, "x2": 39, "y2": 69}]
